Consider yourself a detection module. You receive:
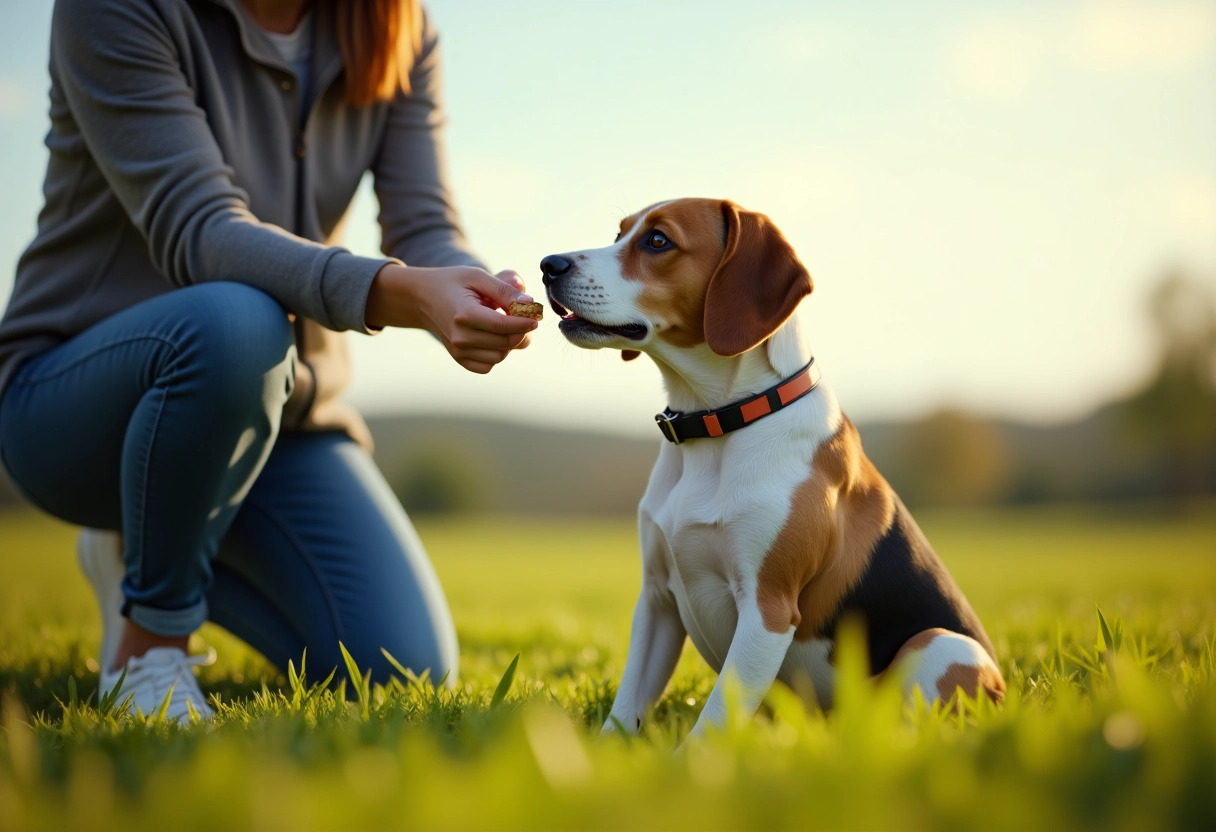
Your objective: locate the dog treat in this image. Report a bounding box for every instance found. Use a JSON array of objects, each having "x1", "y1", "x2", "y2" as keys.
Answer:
[{"x1": 508, "y1": 301, "x2": 544, "y2": 320}]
